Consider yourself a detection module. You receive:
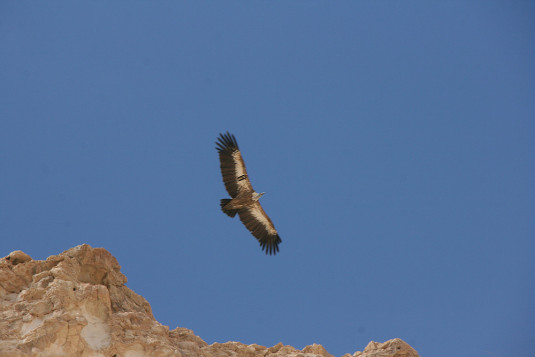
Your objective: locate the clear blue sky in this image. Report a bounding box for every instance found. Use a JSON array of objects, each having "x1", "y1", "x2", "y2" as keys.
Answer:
[{"x1": 1, "y1": 2, "x2": 534, "y2": 356}]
